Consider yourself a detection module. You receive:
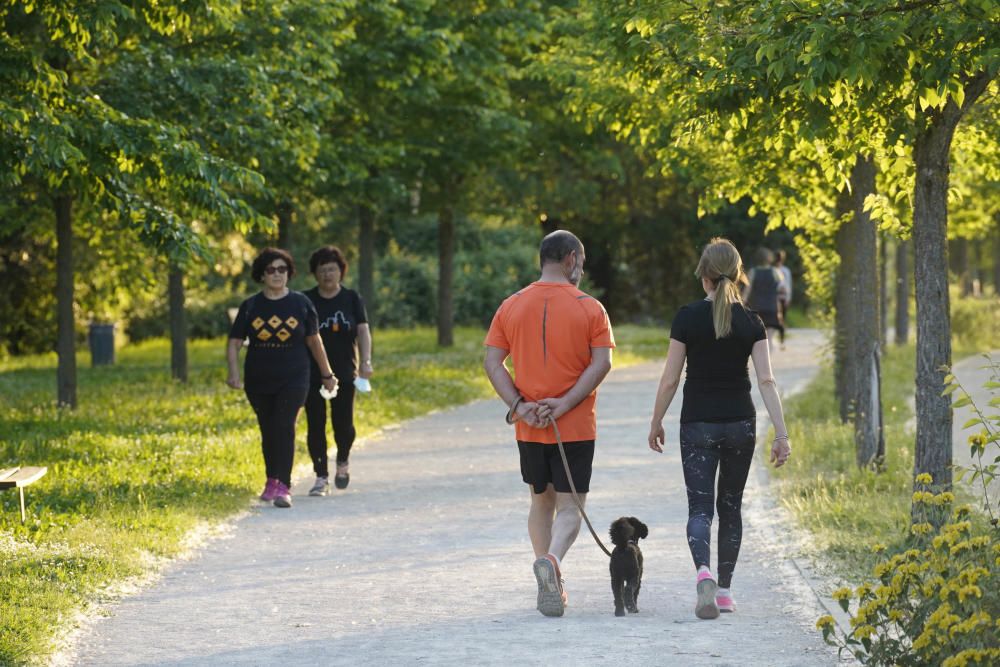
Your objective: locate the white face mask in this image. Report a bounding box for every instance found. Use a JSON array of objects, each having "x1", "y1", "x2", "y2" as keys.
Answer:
[{"x1": 567, "y1": 251, "x2": 584, "y2": 286}]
